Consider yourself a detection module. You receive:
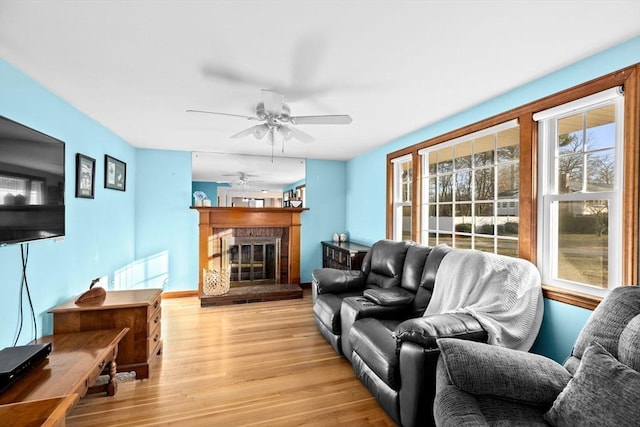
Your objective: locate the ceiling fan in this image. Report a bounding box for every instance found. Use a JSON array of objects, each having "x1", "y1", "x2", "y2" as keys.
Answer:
[
  {"x1": 221, "y1": 171, "x2": 262, "y2": 188},
  {"x1": 187, "y1": 89, "x2": 352, "y2": 150}
]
